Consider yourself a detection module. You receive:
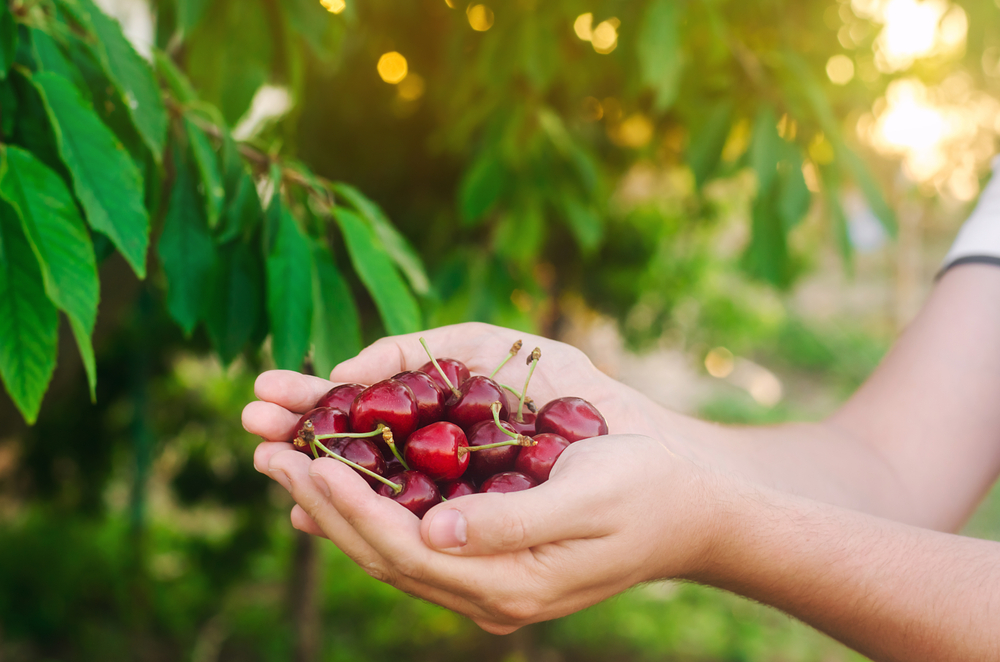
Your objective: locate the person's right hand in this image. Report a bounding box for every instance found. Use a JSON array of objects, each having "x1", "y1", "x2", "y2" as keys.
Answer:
[{"x1": 251, "y1": 429, "x2": 723, "y2": 634}]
